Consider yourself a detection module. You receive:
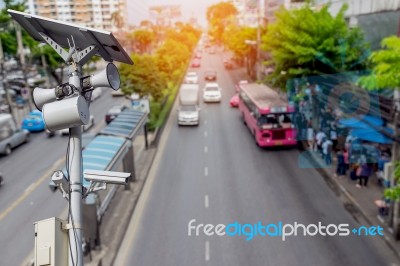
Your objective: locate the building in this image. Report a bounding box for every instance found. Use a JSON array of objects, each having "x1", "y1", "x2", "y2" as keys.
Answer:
[
  {"x1": 149, "y1": 5, "x2": 182, "y2": 27},
  {"x1": 27, "y1": 0, "x2": 127, "y2": 31},
  {"x1": 314, "y1": 0, "x2": 400, "y2": 50}
]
